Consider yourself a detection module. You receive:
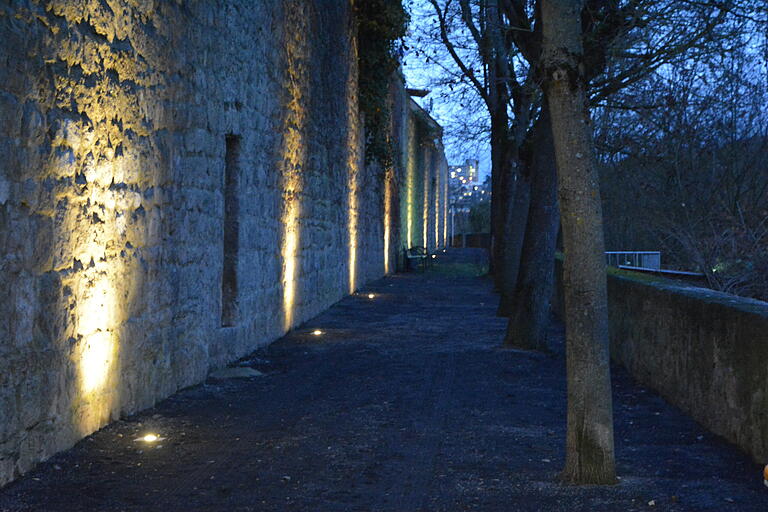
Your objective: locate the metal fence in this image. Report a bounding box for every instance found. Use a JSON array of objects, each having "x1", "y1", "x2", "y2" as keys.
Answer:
[{"x1": 605, "y1": 251, "x2": 661, "y2": 270}]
